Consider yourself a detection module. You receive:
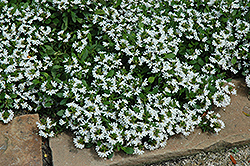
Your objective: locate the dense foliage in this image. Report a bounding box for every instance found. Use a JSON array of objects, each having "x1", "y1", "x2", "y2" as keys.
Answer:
[{"x1": 0, "y1": 0, "x2": 250, "y2": 158}]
